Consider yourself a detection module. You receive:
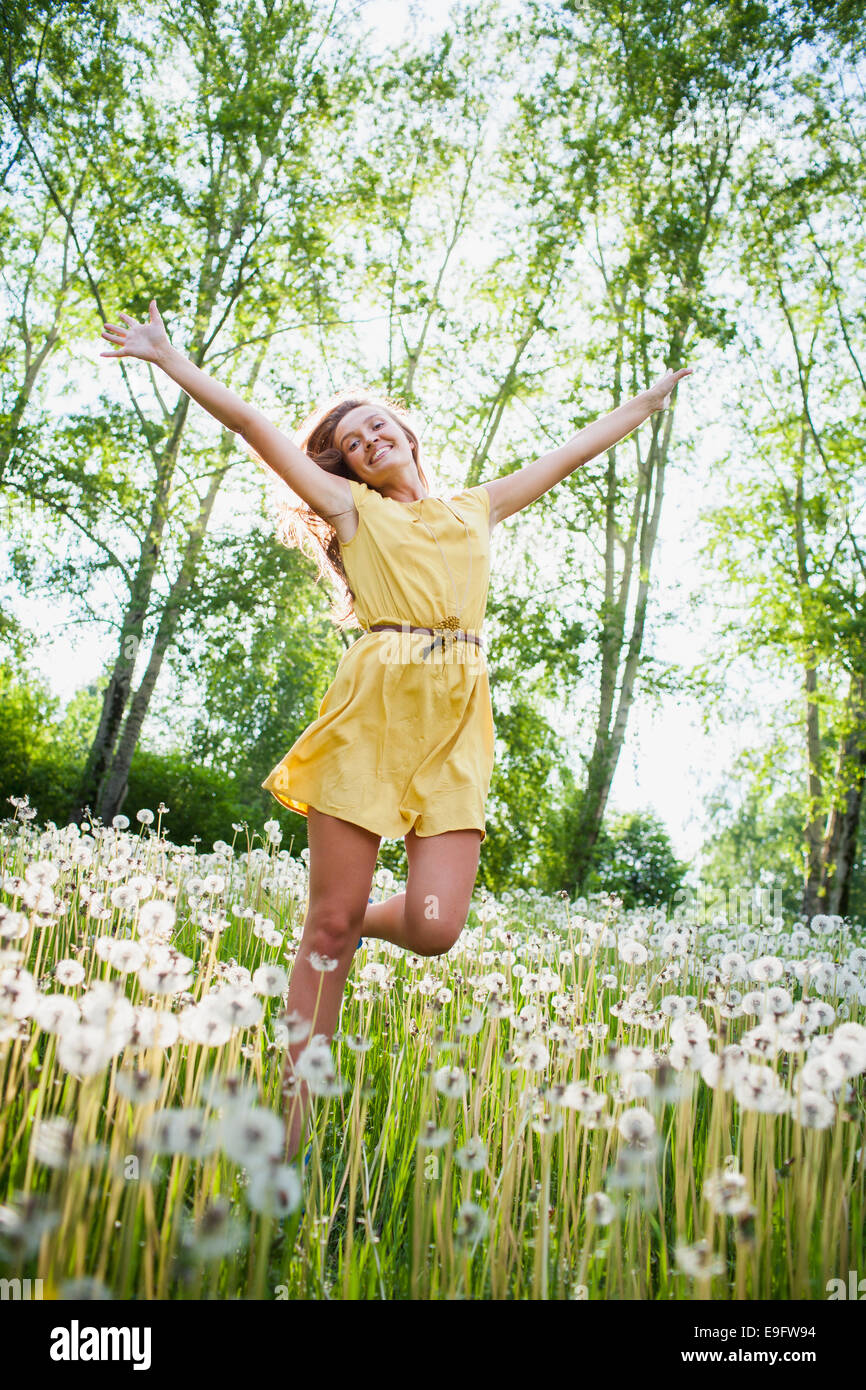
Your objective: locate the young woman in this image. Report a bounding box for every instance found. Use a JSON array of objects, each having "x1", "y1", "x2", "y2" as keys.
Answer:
[{"x1": 101, "y1": 300, "x2": 691, "y2": 1160}]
